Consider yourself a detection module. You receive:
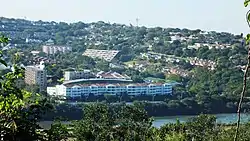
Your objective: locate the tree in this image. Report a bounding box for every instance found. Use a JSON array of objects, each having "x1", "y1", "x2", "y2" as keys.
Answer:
[
  {"x1": 235, "y1": 1, "x2": 250, "y2": 140},
  {"x1": 73, "y1": 103, "x2": 153, "y2": 141},
  {"x1": 186, "y1": 114, "x2": 219, "y2": 141},
  {"x1": 96, "y1": 60, "x2": 109, "y2": 72},
  {"x1": 55, "y1": 33, "x2": 66, "y2": 45},
  {"x1": 131, "y1": 75, "x2": 144, "y2": 83},
  {"x1": 0, "y1": 35, "x2": 52, "y2": 140},
  {"x1": 45, "y1": 121, "x2": 70, "y2": 141},
  {"x1": 154, "y1": 72, "x2": 165, "y2": 79},
  {"x1": 166, "y1": 74, "x2": 182, "y2": 82},
  {"x1": 119, "y1": 54, "x2": 133, "y2": 62}
]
